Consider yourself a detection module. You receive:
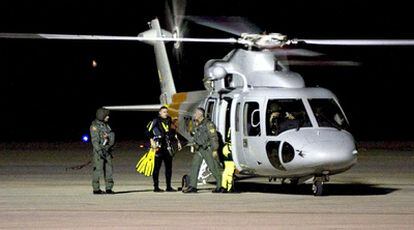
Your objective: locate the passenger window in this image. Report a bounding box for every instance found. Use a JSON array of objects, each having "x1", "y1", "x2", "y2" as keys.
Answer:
[
  {"x1": 206, "y1": 100, "x2": 215, "y2": 120},
  {"x1": 225, "y1": 100, "x2": 232, "y2": 137},
  {"x1": 224, "y1": 74, "x2": 233, "y2": 88},
  {"x1": 235, "y1": 103, "x2": 240, "y2": 132},
  {"x1": 244, "y1": 102, "x2": 261, "y2": 136}
]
